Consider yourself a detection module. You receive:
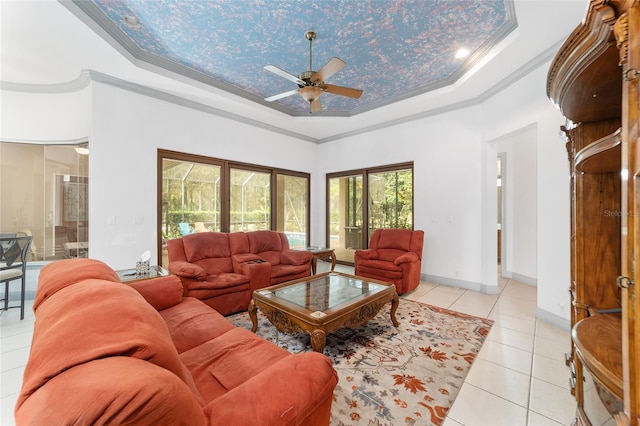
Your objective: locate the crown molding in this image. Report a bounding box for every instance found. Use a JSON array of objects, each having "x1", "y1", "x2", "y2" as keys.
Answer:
[
  {"x1": 0, "y1": 70, "x2": 91, "y2": 93},
  {"x1": 0, "y1": 37, "x2": 563, "y2": 145}
]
